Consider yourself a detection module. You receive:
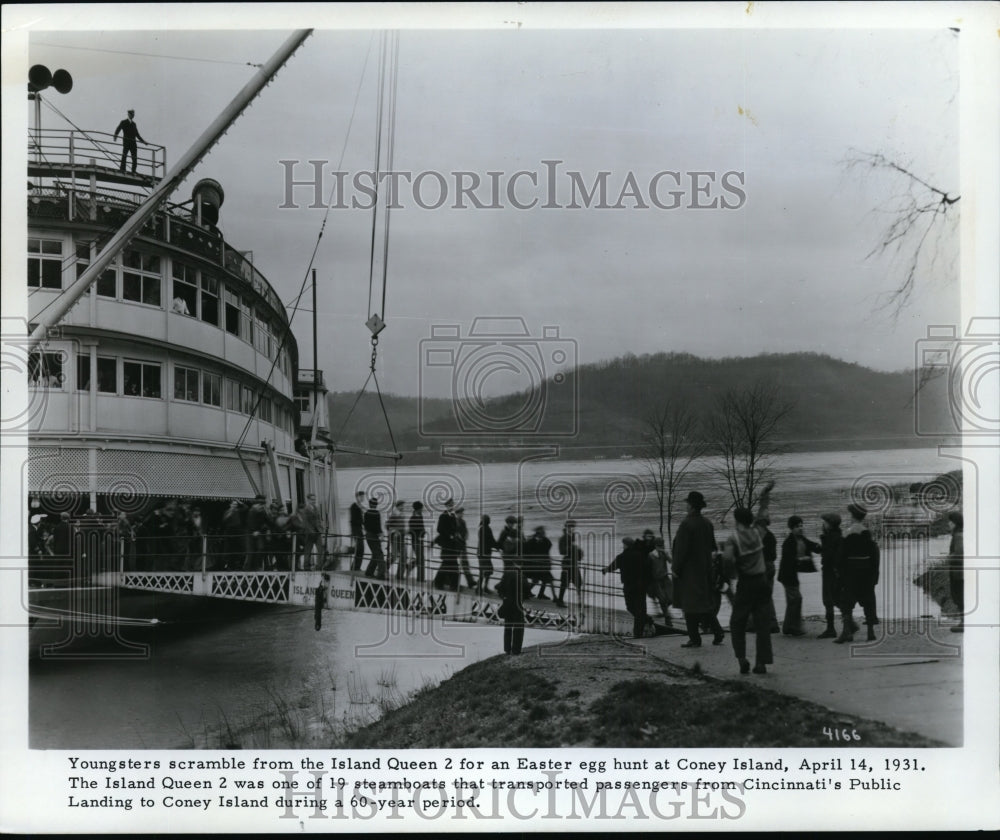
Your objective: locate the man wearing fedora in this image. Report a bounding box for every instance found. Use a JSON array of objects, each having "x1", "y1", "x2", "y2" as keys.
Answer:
[
  {"x1": 836, "y1": 503, "x2": 880, "y2": 643},
  {"x1": 671, "y1": 491, "x2": 725, "y2": 647}
]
